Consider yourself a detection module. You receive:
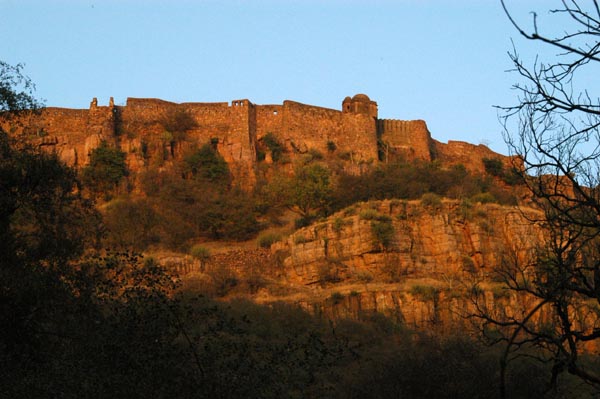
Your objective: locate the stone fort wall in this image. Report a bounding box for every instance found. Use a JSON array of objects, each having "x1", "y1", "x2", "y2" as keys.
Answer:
[
  {"x1": 2, "y1": 93, "x2": 505, "y2": 187},
  {"x1": 377, "y1": 119, "x2": 432, "y2": 162},
  {"x1": 255, "y1": 100, "x2": 378, "y2": 164}
]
